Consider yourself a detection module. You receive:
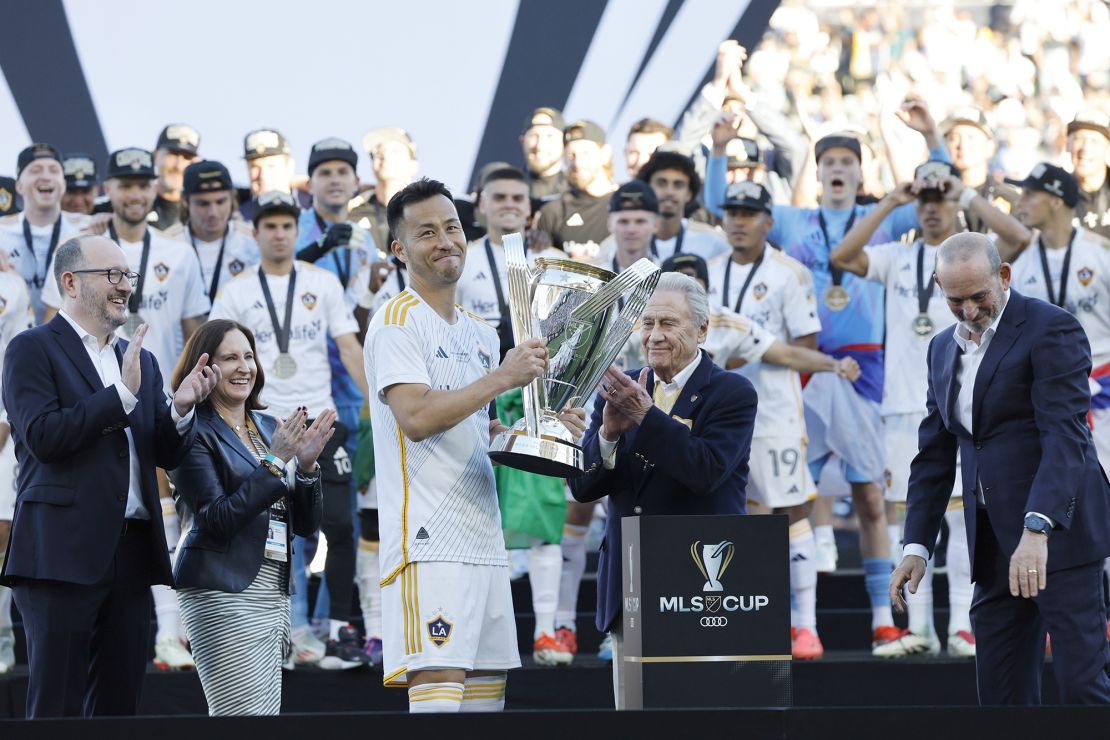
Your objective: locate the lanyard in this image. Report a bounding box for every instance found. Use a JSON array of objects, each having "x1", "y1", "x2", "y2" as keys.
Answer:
[
  {"x1": 258, "y1": 268, "x2": 297, "y2": 354},
  {"x1": 189, "y1": 225, "x2": 228, "y2": 302},
  {"x1": 22, "y1": 215, "x2": 62, "y2": 289},
  {"x1": 315, "y1": 212, "x2": 350, "y2": 286},
  {"x1": 648, "y1": 225, "x2": 684, "y2": 260},
  {"x1": 483, "y1": 239, "x2": 509, "y2": 320},
  {"x1": 915, "y1": 240, "x2": 935, "y2": 315},
  {"x1": 721, "y1": 252, "x2": 765, "y2": 313},
  {"x1": 1038, "y1": 229, "x2": 1076, "y2": 308},
  {"x1": 818, "y1": 207, "x2": 856, "y2": 286},
  {"x1": 108, "y1": 222, "x2": 151, "y2": 314}
]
